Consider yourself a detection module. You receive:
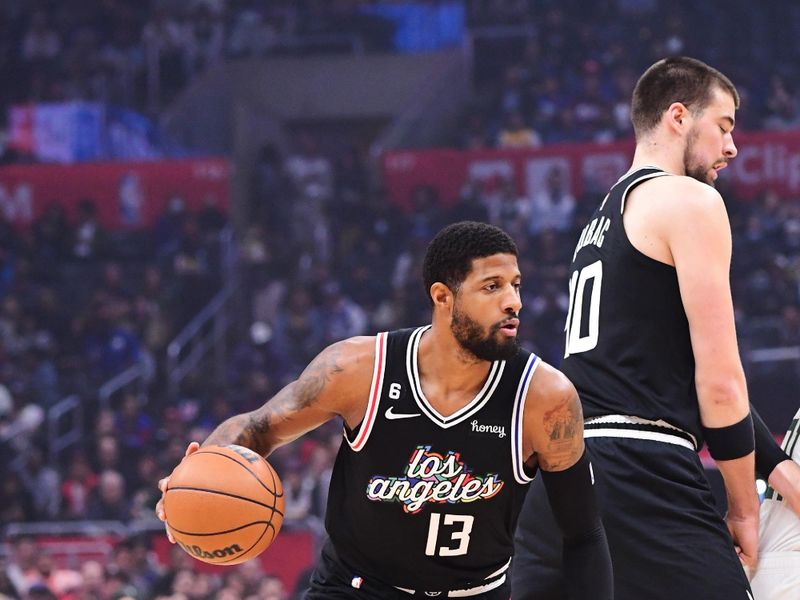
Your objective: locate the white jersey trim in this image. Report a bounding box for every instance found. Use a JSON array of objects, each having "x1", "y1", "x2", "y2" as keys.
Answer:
[
  {"x1": 406, "y1": 326, "x2": 506, "y2": 429},
  {"x1": 347, "y1": 332, "x2": 387, "y2": 452},
  {"x1": 584, "y1": 427, "x2": 695, "y2": 450},
  {"x1": 619, "y1": 170, "x2": 671, "y2": 214},
  {"x1": 512, "y1": 354, "x2": 540, "y2": 484}
]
